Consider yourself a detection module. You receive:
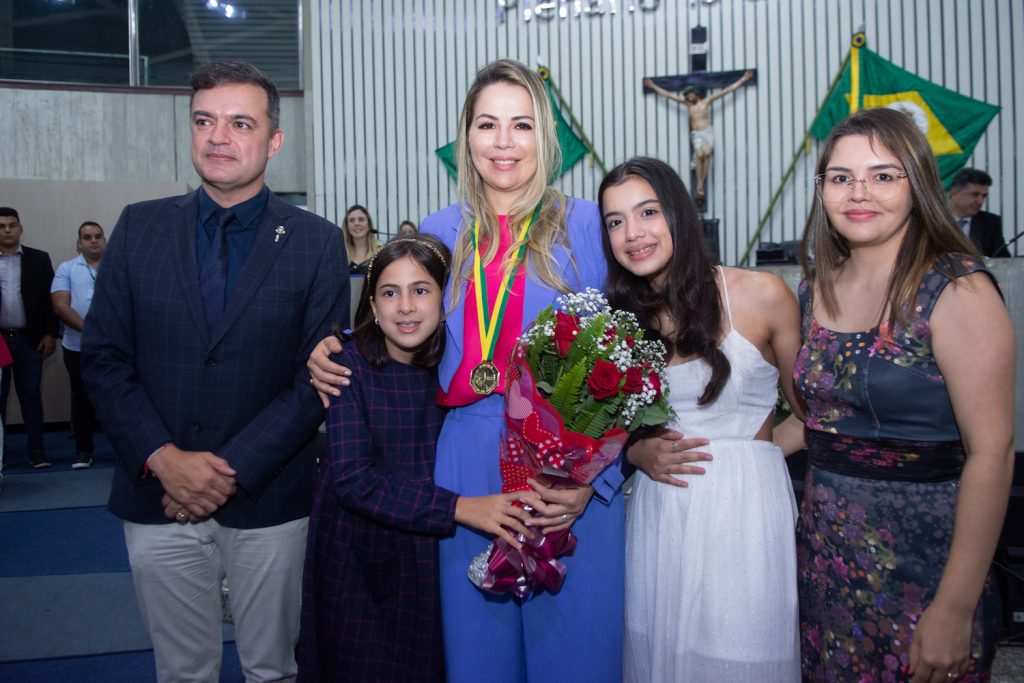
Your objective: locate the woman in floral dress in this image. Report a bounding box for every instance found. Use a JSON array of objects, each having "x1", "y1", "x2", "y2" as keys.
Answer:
[{"x1": 791, "y1": 107, "x2": 1014, "y2": 682}]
